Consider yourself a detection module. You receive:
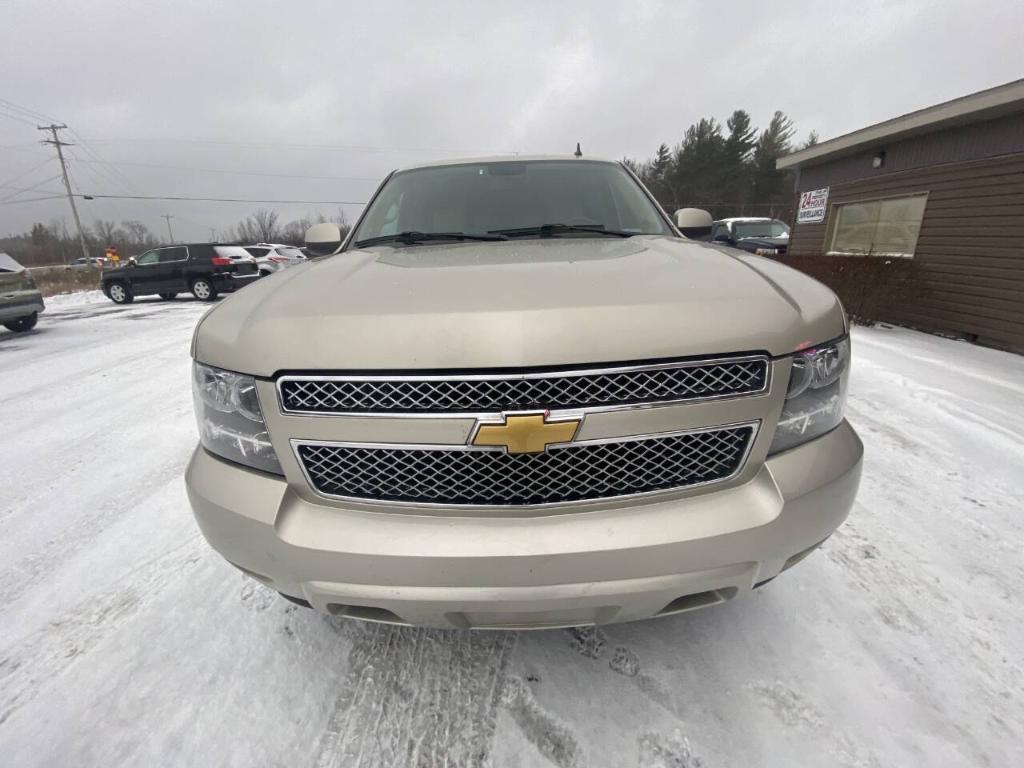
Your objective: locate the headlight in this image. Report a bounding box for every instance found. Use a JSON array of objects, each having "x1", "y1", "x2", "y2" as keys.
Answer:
[
  {"x1": 192, "y1": 362, "x2": 283, "y2": 474},
  {"x1": 769, "y1": 336, "x2": 850, "y2": 455},
  {"x1": 755, "y1": 248, "x2": 778, "y2": 256}
]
